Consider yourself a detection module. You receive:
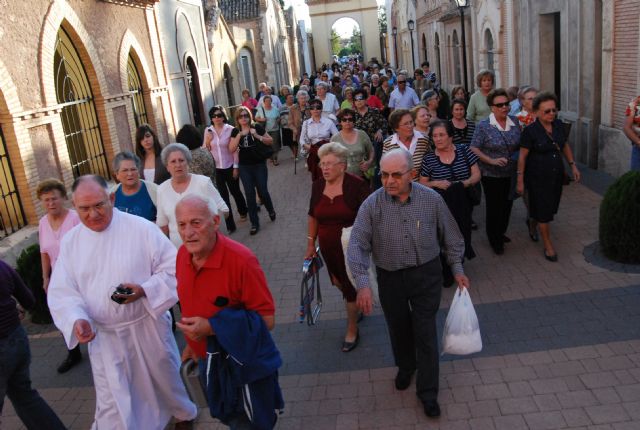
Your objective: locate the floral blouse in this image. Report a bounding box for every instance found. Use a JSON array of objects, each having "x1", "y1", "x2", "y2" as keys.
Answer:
[{"x1": 354, "y1": 108, "x2": 387, "y2": 143}]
